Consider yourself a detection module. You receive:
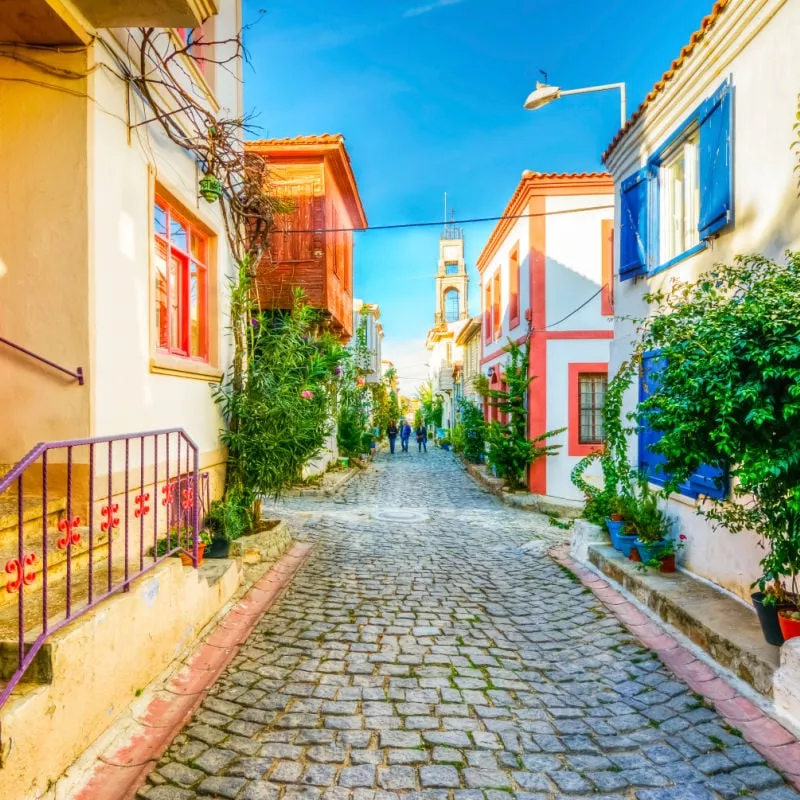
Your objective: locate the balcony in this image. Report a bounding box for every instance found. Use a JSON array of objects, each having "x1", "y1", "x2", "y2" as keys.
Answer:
[
  {"x1": 0, "y1": 0, "x2": 218, "y2": 45},
  {"x1": 436, "y1": 366, "x2": 454, "y2": 392}
]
